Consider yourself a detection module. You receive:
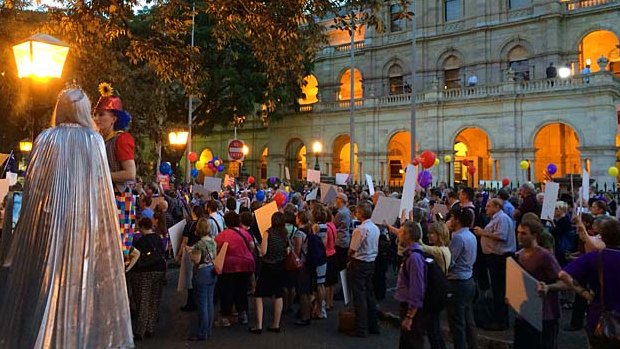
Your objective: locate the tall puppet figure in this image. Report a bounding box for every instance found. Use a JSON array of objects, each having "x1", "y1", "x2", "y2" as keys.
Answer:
[
  {"x1": 0, "y1": 88, "x2": 134, "y2": 348},
  {"x1": 93, "y1": 83, "x2": 137, "y2": 255}
]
